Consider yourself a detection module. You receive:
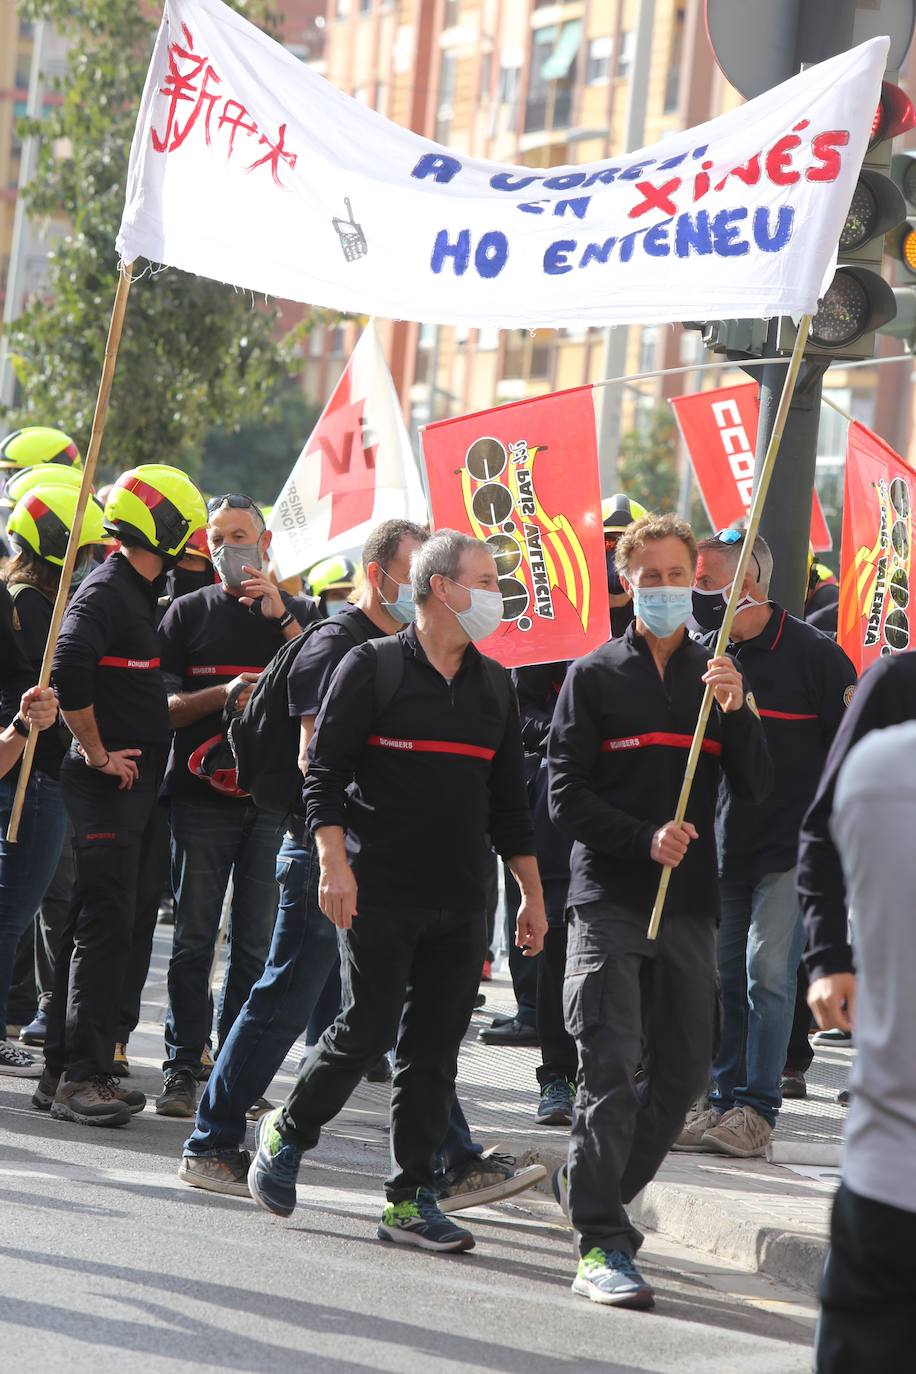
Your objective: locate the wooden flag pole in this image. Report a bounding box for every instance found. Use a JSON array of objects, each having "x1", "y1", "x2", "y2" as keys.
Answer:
[
  {"x1": 7, "y1": 260, "x2": 134, "y2": 843},
  {"x1": 646, "y1": 313, "x2": 812, "y2": 941}
]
